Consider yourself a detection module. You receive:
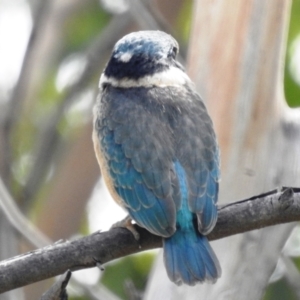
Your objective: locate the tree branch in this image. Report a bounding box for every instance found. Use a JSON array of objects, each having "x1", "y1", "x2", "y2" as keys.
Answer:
[{"x1": 0, "y1": 187, "x2": 299, "y2": 294}]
